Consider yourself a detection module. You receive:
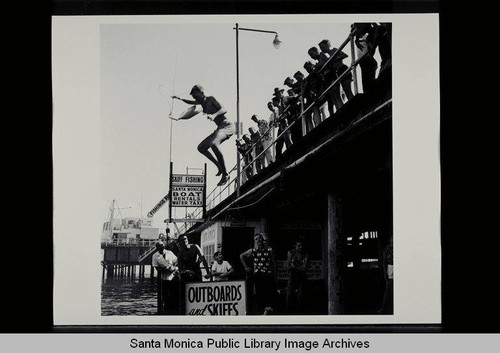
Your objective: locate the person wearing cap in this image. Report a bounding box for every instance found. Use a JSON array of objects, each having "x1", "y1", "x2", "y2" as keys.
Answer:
[
  {"x1": 303, "y1": 61, "x2": 328, "y2": 129},
  {"x1": 251, "y1": 114, "x2": 273, "y2": 168},
  {"x1": 282, "y1": 89, "x2": 302, "y2": 143},
  {"x1": 307, "y1": 46, "x2": 340, "y2": 117},
  {"x1": 293, "y1": 70, "x2": 318, "y2": 134},
  {"x1": 248, "y1": 127, "x2": 264, "y2": 174},
  {"x1": 171, "y1": 85, "x2": 234, "y2": 186},
  {"x1": 271, "y1": 97, "x2": 289, "y2": 160},
  {"x1": 267, "y1": 101, "x2": 278, "y2": 157},
  {"x1": 242, "y1": 134, "x2": 256, "y2": 176},
  {"x1": 317, "y1": 39, "x2": 354, "y2": 106},
  {"x1": 240, "y1": 233, "x2": 277, "y2": 315},
  {"x1": 283, "y1": 76, "x2": 295, "y2": 90},
  {"x1": 236, "y1": 138, "x2": 252, "y2": 182},
  {"x1": 272, "y1": 88, "x2": 293, "y2": 159}
]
